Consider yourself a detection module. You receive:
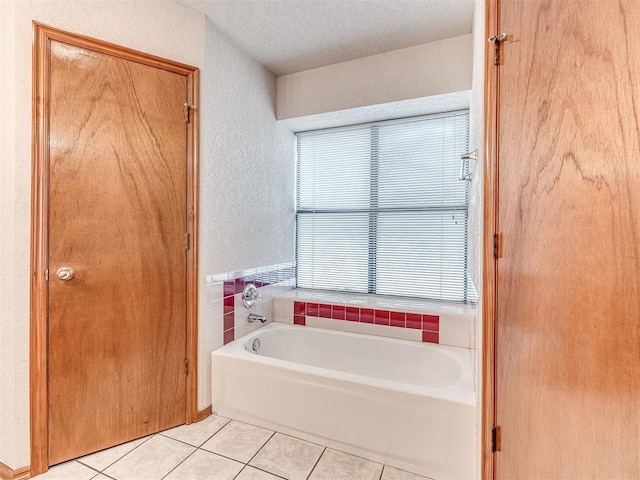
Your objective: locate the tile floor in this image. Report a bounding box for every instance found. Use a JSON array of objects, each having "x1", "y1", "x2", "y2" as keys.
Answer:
[{"x1": 33, "y1": 414, "x2": 431, "y2": 480}]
